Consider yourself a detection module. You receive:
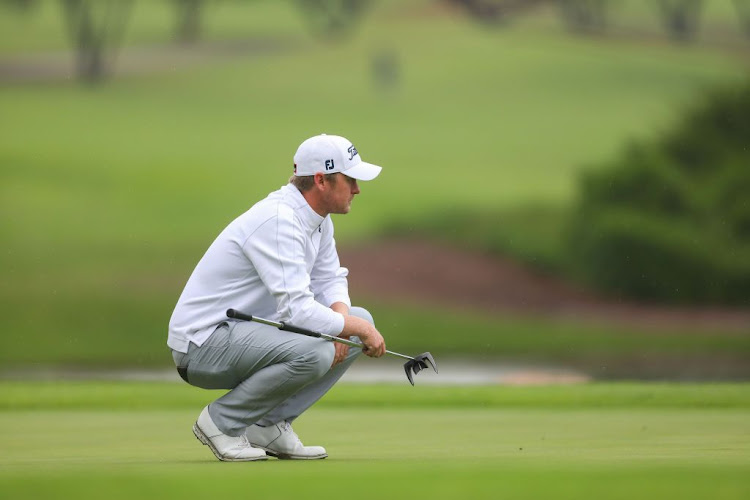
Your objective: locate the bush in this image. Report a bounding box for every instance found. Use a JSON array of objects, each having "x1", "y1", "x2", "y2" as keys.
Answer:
[{"x1": 567, "y1": 81, "x2": 750, "y2": 305}]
